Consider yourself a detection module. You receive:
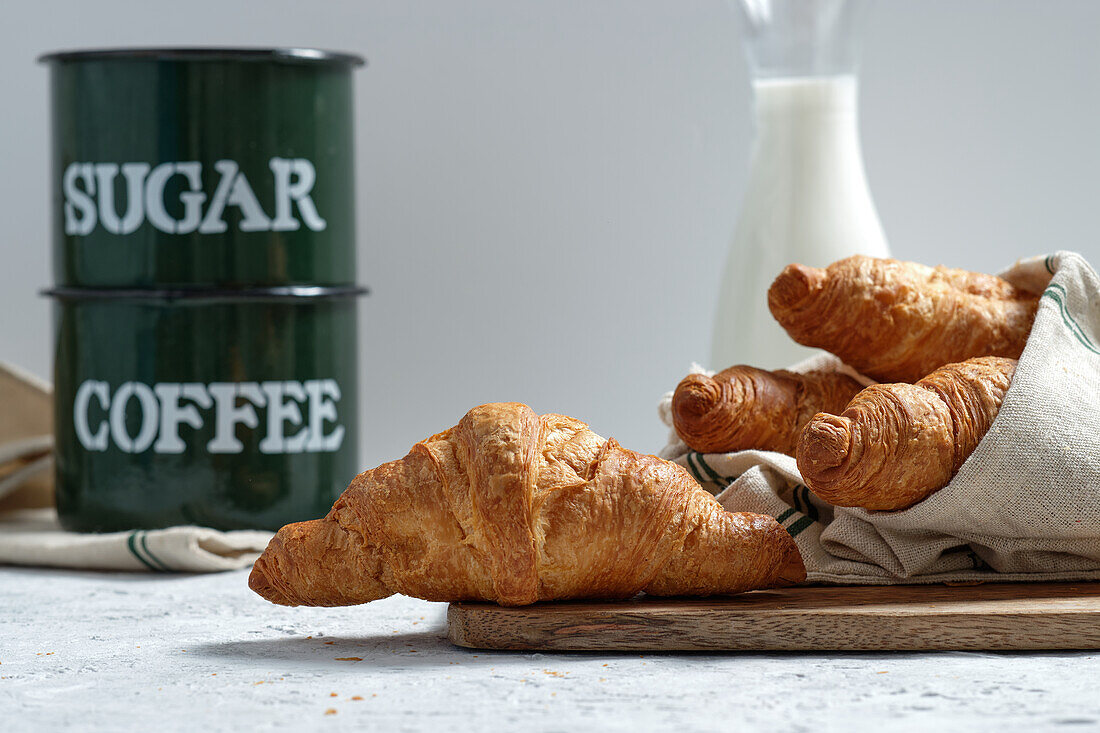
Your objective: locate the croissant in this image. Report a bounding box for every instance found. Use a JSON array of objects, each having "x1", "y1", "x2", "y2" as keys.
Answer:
[
  {"x1": 249, "y1": 403, "x2": 805, "y2": 607},
  {"x1": 672, "y1": 366, "x2": 863, "y2": 456},
  {"x1": 796, "y1": 356, "x2": 1016, "y2": 511},
  {"x1": 768, "y1": 255, "x2": 1037, "y2": 383}
]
